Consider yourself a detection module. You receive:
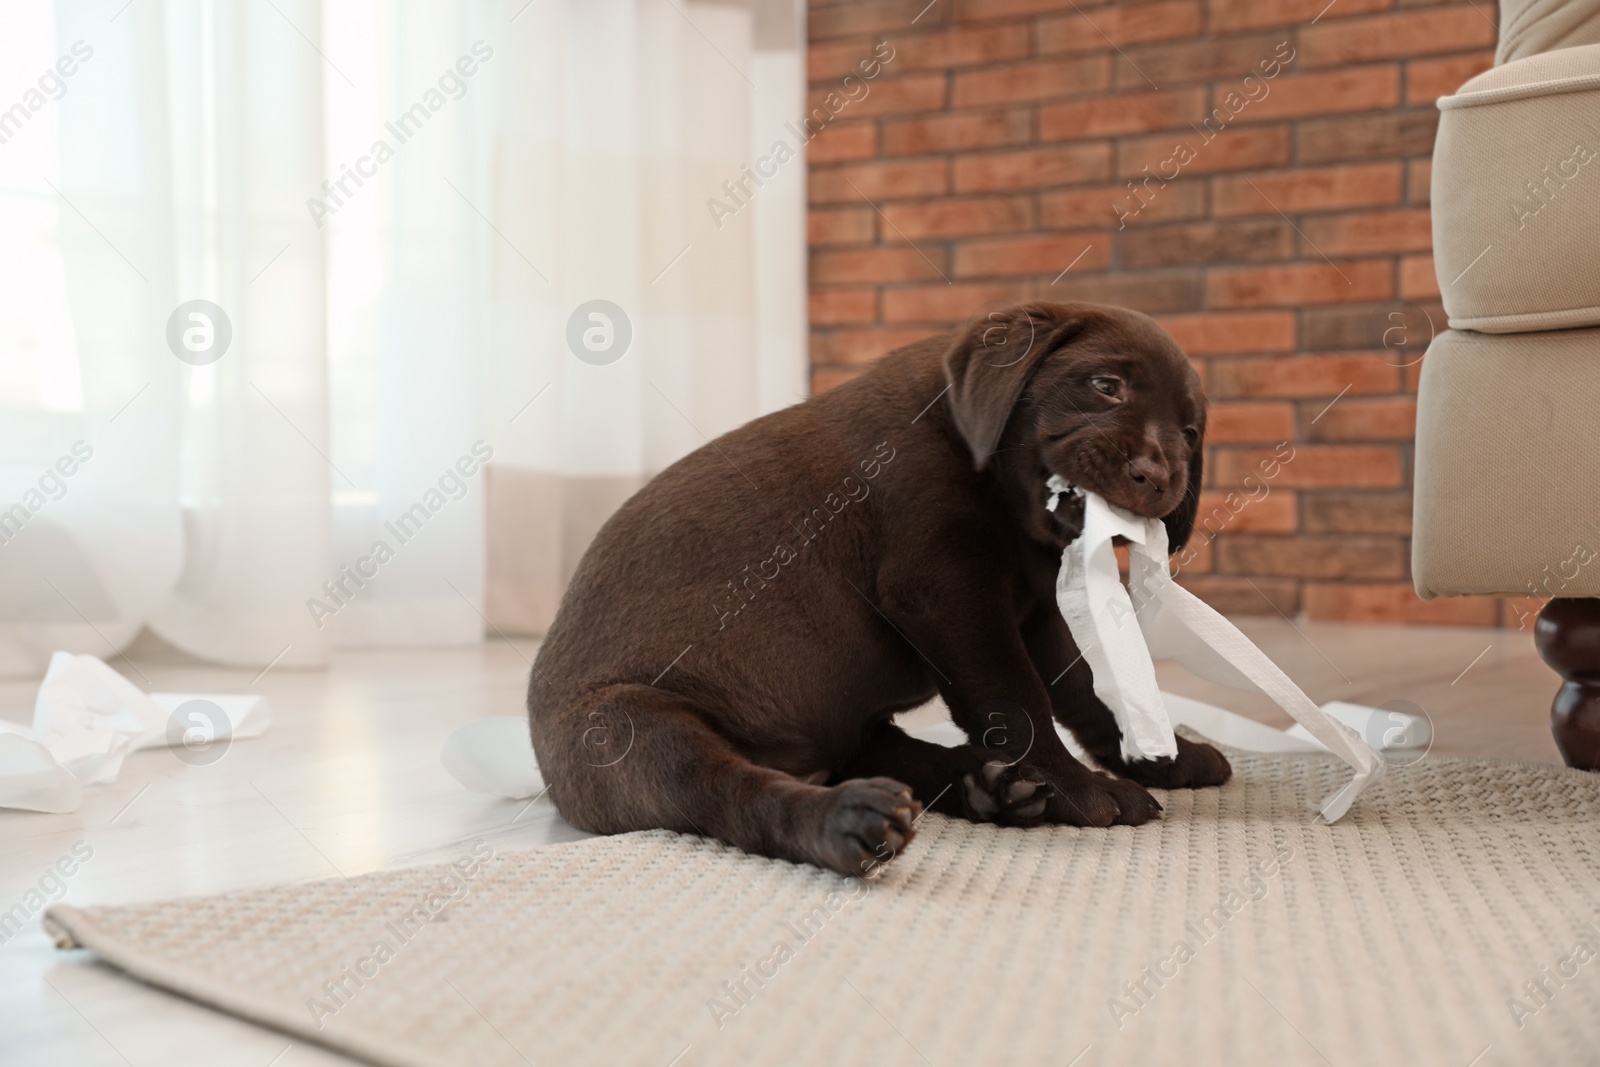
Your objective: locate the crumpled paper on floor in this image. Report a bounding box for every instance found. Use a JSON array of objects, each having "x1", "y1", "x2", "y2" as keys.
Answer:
[
  {"x1": 0, "y1": 652, "x2": 271, "y2": 813},
  {"x1": 1051, "y1": 477, "x2": 1384, "y2": 821},
  {"x1": 441, "y1": 715, "x2": 542, "y2": 799}
]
